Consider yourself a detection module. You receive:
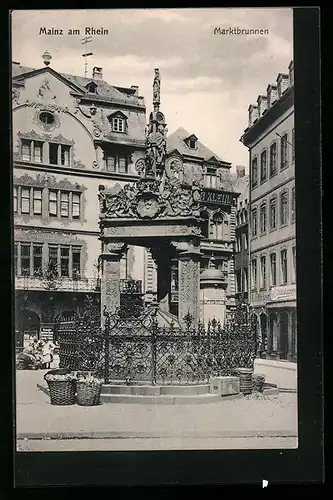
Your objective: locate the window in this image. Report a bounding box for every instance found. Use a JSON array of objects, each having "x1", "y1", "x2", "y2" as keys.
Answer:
[
  {"x1": 280, "y1": 249, "x2": 288, "y2": 284},
  {"x1": 106, "y1": 154, "x2": 116, "y2": 172},
  {"x1": 251, "y1": 259, "x2": 257, "y2": 289},
  {"x1": 48, "y1": 190, "x2": 81, "y2": 219},
  {"x1": 260, "y1": 256, "x2": 266, "y2": 289},
  {"x1": 72, "y1": 247, "x2": 81, "y2": 278},
  {"x1": 280, "y1": 190, "x2": 289, "y2": 225},
  {"x1": 21, "y1": 139, "x2": 31, "y2": 161},
  {"x1": 105, "y1": 152, "x2": 129, "y2": 174},
  {"x1": 292, "y1": 246, "x2": 296, "y2": 283},
  {"x1": 48, "y1": 244, "x2": 82, "y2": 279},
  {"x1": 13, "y1": 187, "x2": 18, "y2": 213},
  {"x1": 33, "y1": 188, "x2": 42, "y2": 215},
  {"x1": 291, "y1": 187, "x2": 296, "y2": 222},
  {"x1": 118, "y1": 155, "x2": 128, "y2": 174},
  {"x1": 39, "y1": 111, "x2": 55, "y2": 125},
  {"x1": 21, "y1": 188, "x2": 30, "y2": 214},
  {"x1": 270, "y1": 253, "x2": 277, "y2": 286},
  {"x1": 33, "y1": 244, "x2": 43, "y2": 276},
  {"x1": 292, "y1": 128, "x2": 295, "y2": 163},
  {"x1": 205, "y1": 174, "x2": 217, "y2": 188},
  {"x1": 280, "y1": 133, "x2": 289, "y2": 170},
  {"x1": 60, "y1": 246, "x2": 70, "y2": 277},
  {"x1": 242, "y1": 232, "x2": 248, "y2": 250},
  {"x1": 270, "y1": 196, "x2": 277, "y2": 230},
  {"x1": 72, "y1": 193, "x2": 81, "y2": 219},
  {"x1": 189, "y1": 139, "x2": 196, "y2": 149},
  {"x1": 21, "y1": 244, "x2": 31, "y2": 276},
  {"x1": 49, "y1": 143, "x2": 58, "y2": 165},
  {"x1": 60, "y1": 192, "x2": 69, "y2": 218},
  {"x1": 251, "y1": 157, "x2": 258, "y2": 188},
  {"x1": 49, "y1": 143, "x2": 71, "y2": 166},
  {"x1": 21, "y1": 139, "x2": 43, "y2": 163},
  {"x1": 14, "y1": 244, "x2": 18, "y2": 275},
  {"x1": 260, "y1": 150, "x2": 267, "y2": 182},
  {"x1": 112, "y1": 117, "x2": 125, "y2": 133},
  {"x1": 120, "y1": 252, "x2": 128, "y2": 280},
  {"x1": 86, "y1": 82, "x2": 97, "y2": 94},
  {"x1": 49, "y1": 190, "x2": 58, "y2": 217},
  {"x1": 260, "y1": 203, "x2": 267, "y2": 234},
  {"x1": 61, "y1": 145, "x2": 70, "y2": 167},
  {"x1": 242, "y1": 269, "x2": 248, "y2": 293},
  {"x1": 212, "y1": 213, "x2": 224, "y2": 240},
  {"x1": 269, "y1": 142, "x2": 277, "y2": 177},
  {"x1": 251, "y1": 208, "x2": 258, "y2": 237}
]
